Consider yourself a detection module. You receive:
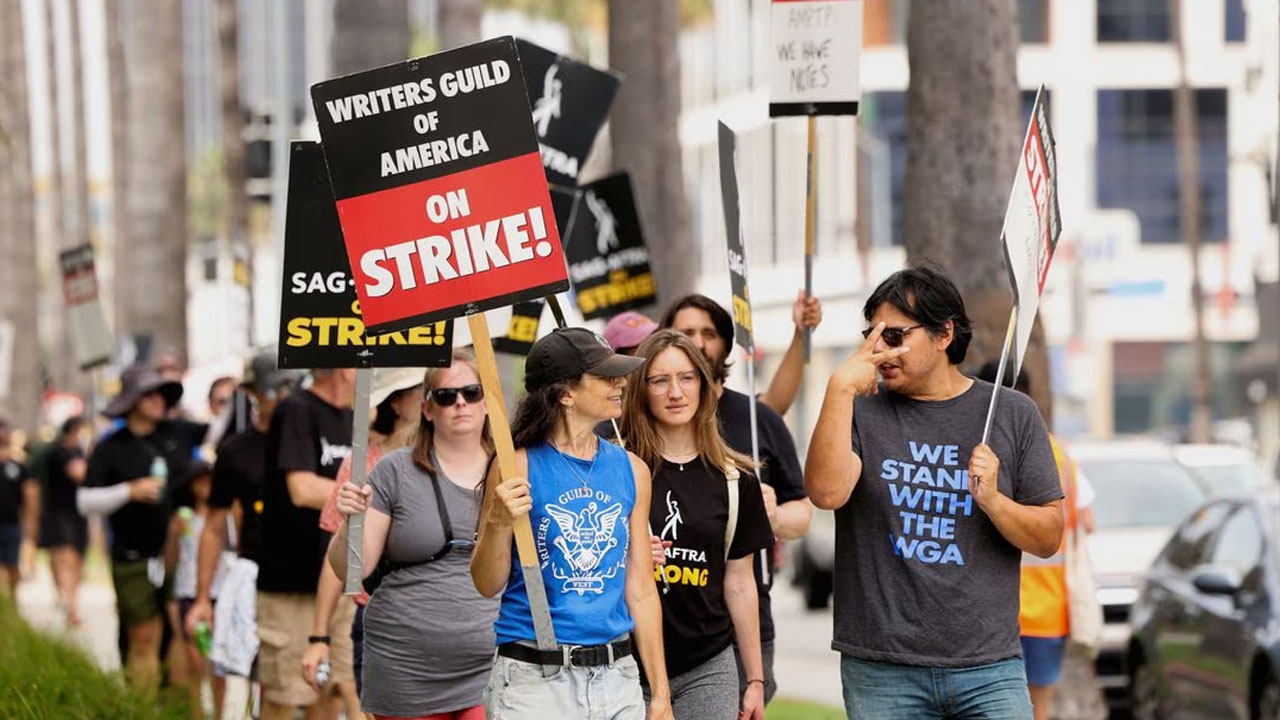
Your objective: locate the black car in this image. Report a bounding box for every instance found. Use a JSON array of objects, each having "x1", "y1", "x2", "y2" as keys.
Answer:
[{"x1": 1127, "y1": 490, "x2": 1280, "y2": 719}]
